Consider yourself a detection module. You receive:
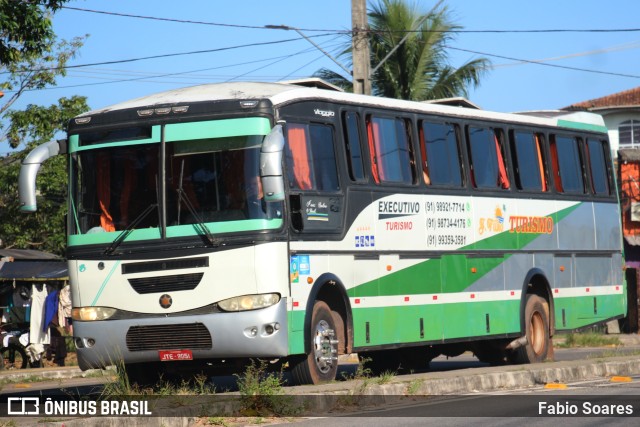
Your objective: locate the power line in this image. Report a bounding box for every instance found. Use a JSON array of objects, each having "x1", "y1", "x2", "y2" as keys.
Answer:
[
  {"x1": 61, "y1": 5, "x2": 344, "y2": 33},
  {"x1": 0, "y1": 34, "x2": 338, "y2": 76},
  {"x1": 3, "y1": 40, "x2": 341, "y2": 92},
  {"x1": 61, "y1": 5, "x2": 640, "y2": 35},
  {"x1": 449, "y1": 46, "x2": 640, "y2": 79}
]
